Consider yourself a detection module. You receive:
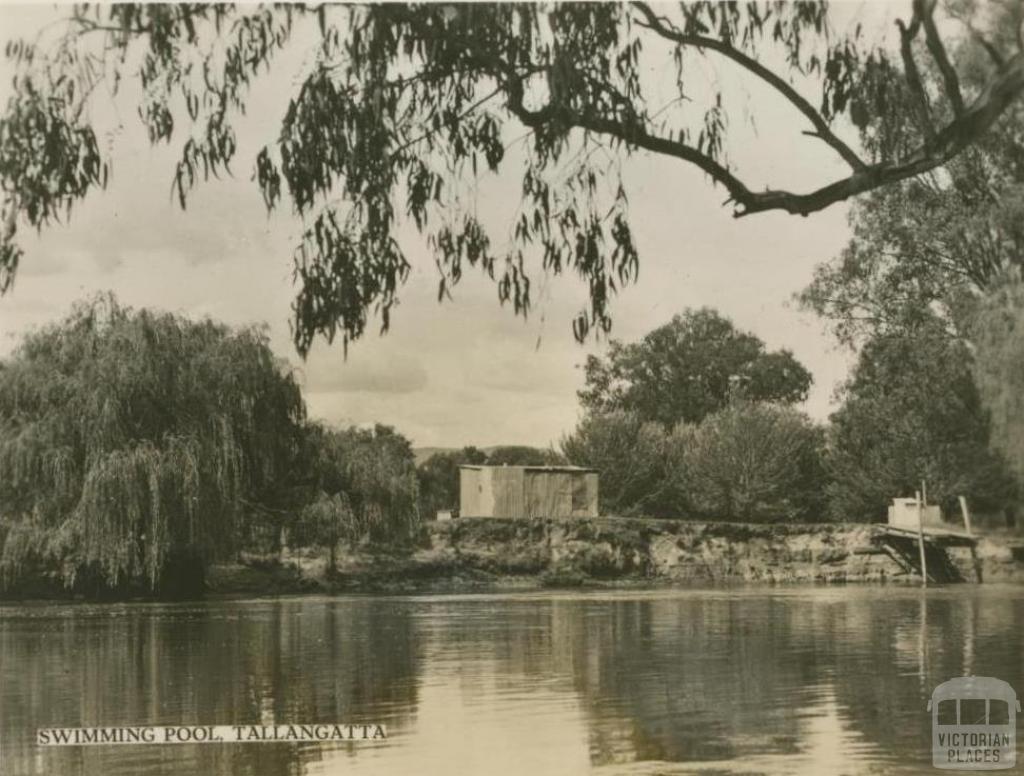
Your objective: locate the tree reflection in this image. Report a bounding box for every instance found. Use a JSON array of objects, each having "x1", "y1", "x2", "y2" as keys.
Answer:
[
  {"x1": 2, "y1": 590, "x2": 1022, "y2": 776},
  {"x1": 0, "y1": 599, "x2": 422, "y2": 776}
]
